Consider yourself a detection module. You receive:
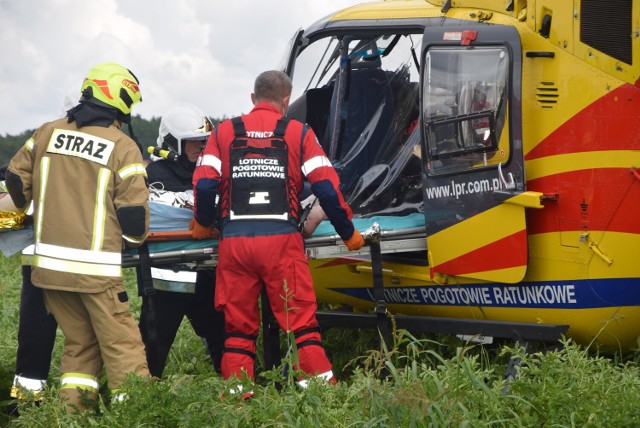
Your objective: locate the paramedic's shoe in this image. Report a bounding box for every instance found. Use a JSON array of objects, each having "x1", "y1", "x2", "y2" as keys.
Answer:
[
  {"x1": 296, "y1": 370, "x2": 337, "y2": 388},
  {"x1": 221, "y1": 384, "x2": 254, "y2": 401}
]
